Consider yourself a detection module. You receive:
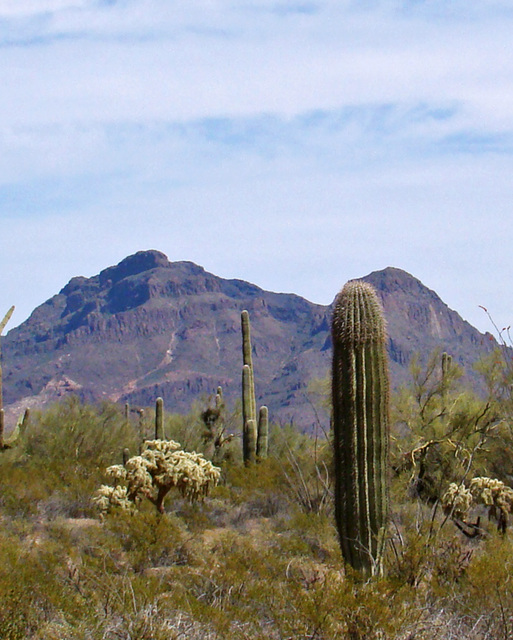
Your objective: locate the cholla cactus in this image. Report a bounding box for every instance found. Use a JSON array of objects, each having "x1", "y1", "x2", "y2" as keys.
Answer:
[
  {"x1": 93, "y1": 485, "x2": 134, "y2": 514},
  {"x1": 441, "y1": 483, "x2": 473, "y2": 520},
  {"x1": 470, "y1": 477, "x2": 513, "y2": 533},
  {"x1": 94, "y1": 439, "x2": 221, "y2": 515},
  {"x1": 441, "y1": 477, "x2": 513, "y2": 534}
]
